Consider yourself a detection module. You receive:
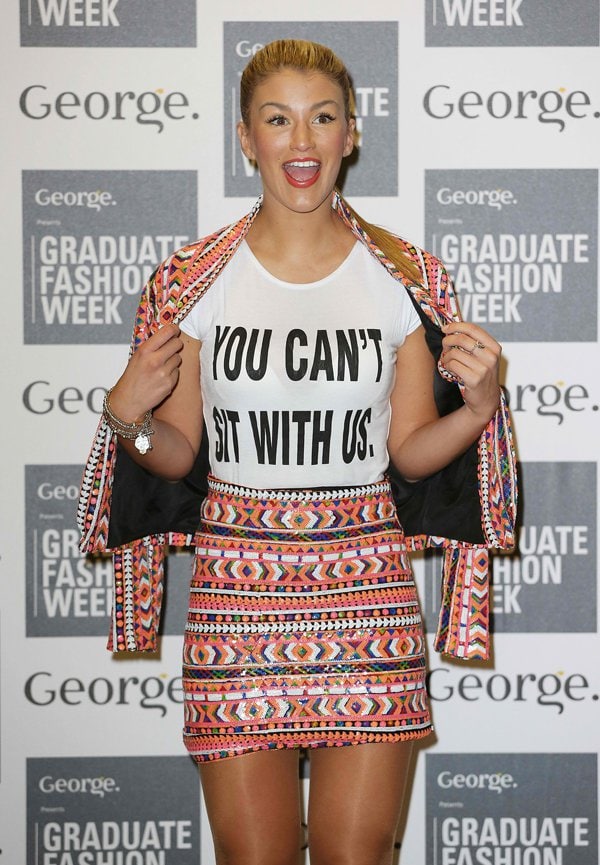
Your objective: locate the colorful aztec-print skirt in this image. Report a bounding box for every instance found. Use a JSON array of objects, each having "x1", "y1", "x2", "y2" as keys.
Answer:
[{"x1": 182, "y1": 477, "x2": 432, "y2": 762}]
